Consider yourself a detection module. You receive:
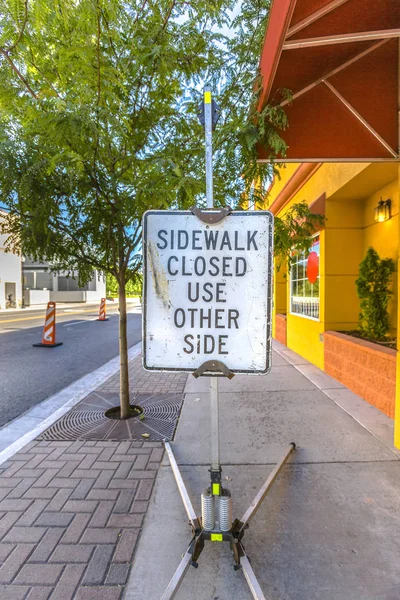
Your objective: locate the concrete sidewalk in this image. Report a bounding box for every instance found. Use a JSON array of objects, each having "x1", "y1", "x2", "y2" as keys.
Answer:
[{"x1": 126, "y1": 346, "x2": 400, "y2": 600}]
